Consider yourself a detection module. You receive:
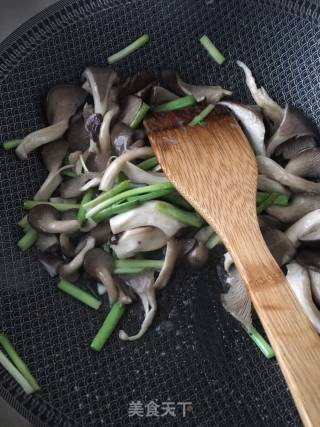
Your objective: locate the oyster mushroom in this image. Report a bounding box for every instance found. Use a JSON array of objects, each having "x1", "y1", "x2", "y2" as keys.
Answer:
[
  {"x1": 119, "y1": 271, "x2": 157, "y2": 341},
  {"x1": 186, "y1": 241, "x2": 209, "y2": 268},
  {"x1": 110, "y1": 122, "x2": 145, "y2": 155},
  {"x1": 149, "y1": 86, "x2": 179, "y2": 105},
  {"x1": 119, "y1": 96, "x2": 144, "y2": 126},
  {"x1": 34, "y1": 139, "x2": 69, "y2": 201},
  {"x1": 66, "y1": 112, "x2": 90, "y2": 152},
  {"x1": 285, "y1": 210, "x2": 320, "y2": 247},
  {"x1": 82, "y1": 67, "x2": 119, "y2": 115},
  {"x1": 267, "y1": 194, "x2": 320, "y2": 223},
  {"x1": 275, "y1": 135, "x2": 317, "y2": 160},
  {"x1": 296, "y1": 249, "x2": 320, "y2": 272},
  {"x1": 257, "y1": 156, "x2": 320, "y2": 194},
  {"x1": 121, "y1": 161, "x2": 167, "y2": 185},
  {"x1": 221, "y1": 267, "x2": 253, "y2": 332},
  {"x1": 219, "y1": 101, "x2": 266, "y2": 156},
  {"x1": 110, "y1": 201, "x2": 186, "y2": 238},
  {"x1": 16, "y1": 85, "x2": 86, "y2": 159},
  {"x1": 267, "y1": 105, "x2": 318, "y2": 157},
  {"x1": 257, "y1": 175, "x2": 290, "y2": 195},
  {"x1": 28, "y1": 205, "x2": 80, "y2": 234},
  {"x1": 83, "y1": 248, "x2": 118, "y2": 304},
  {"x1": 161, "y1": 69, "x2": 231, "y2": 104},
  {"x1": 309, "y1": 269, "x2": 320, "y2": 307},
  {"x1": 119, "y1": 71, "x2": 155, "y2": 99},
  {"x1": 154, "y1": 238, "x2": 181, "y2": 289},
  {"x1": 36, "y1": 233, "x2": 59, "y2": 253},
  {"x1": 99, "y1": 146, "x2": 153, "y2": 191},
  {"x1": 89, "y1": 222, "x2": 111, "y2": 246},
  {"x1": 258, "y1": 214, "x2": 285, "y2": 231},
  {"x1": 98, "y1": 105, "x2": 120, "y2": 158},
  {"x1": 59, "y1": 236, "x2": 95, "y2": 281},
  {"x1": 285, "y1": 148, "x2": 320, "y2": 180},
  {"x1": 261, "y1": 227, "x2": 295, "y2": 266},
  {"x1": 39, "y1": 253, "x2": 63, "y2": 277},
  {"x1": 60, "y1": 234, "x2": 76, "y2": 258},
  {"x1": 286, "y1": 262, "x2": 320, "y2": 333},
  {"x1": 59, "y1": 172, "x2": 101, "y2": 198},
  {"x1": 111, "y1": 226, "x2": 167, "y2": 259},
  {"x1": 237, "y1": 60, "x2": 283, "y2": 129}
]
